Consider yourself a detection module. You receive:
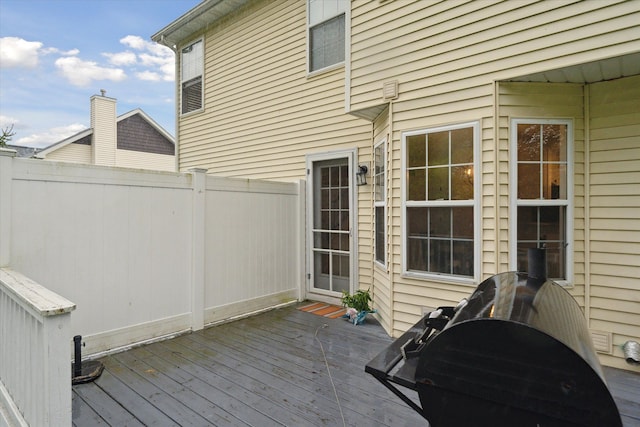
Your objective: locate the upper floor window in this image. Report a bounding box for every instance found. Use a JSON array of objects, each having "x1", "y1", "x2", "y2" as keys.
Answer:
[
  {"x1": 374, "y1": 139, "x2": 386, "y2": 266},
  {"x1": 403, "y1": 123, "x2": 479, "y2": 280},
  {"x1": 308, "y1": 0, "x2": 346, "y2": 73},
  {"x1": 181, "y1": 39, "x2": 203, "y2": 114},
  {"x1": 510, "y1": 119, "x2": 572, "y2": 281}
]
